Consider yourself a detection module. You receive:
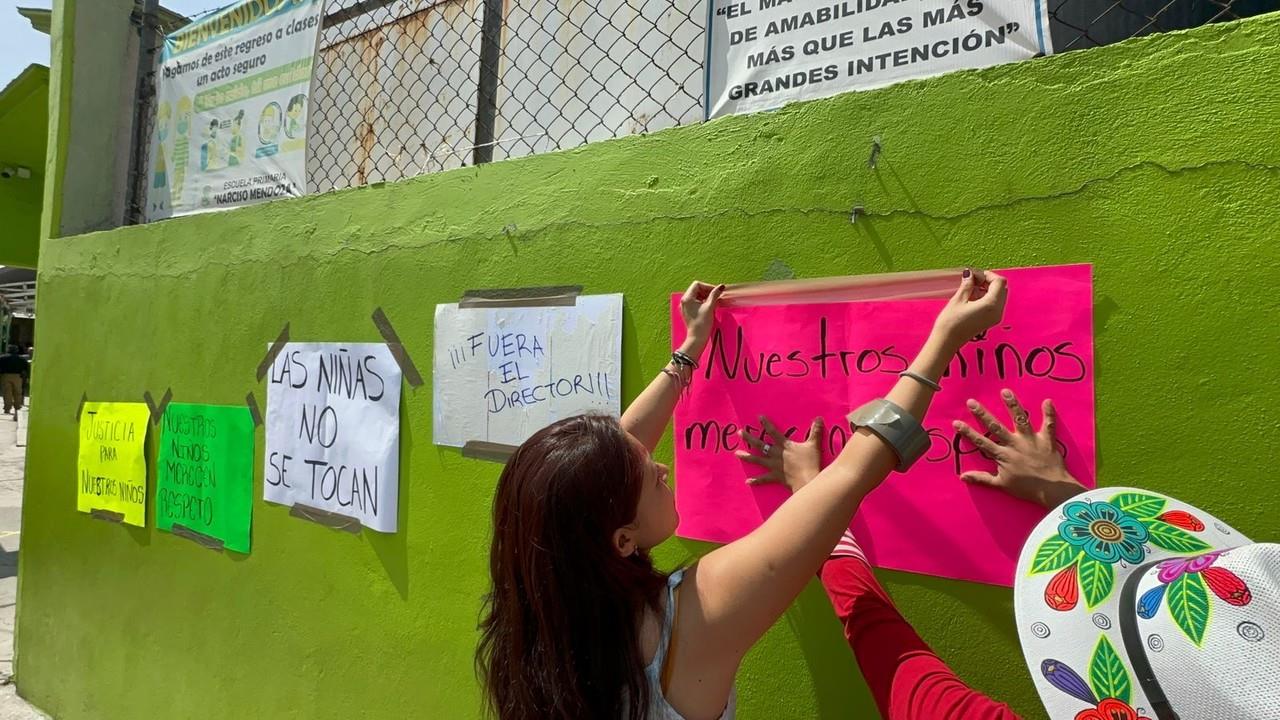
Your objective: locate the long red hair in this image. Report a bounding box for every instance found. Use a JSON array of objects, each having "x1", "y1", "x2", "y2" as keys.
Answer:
[{"x1": 477, "y1": 414, "x2": 669, "y2": 719}]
